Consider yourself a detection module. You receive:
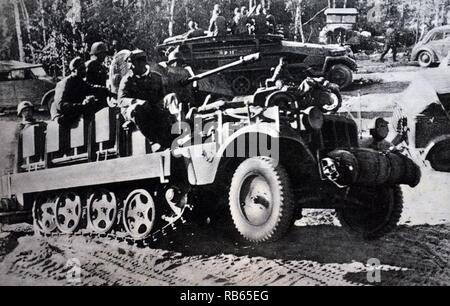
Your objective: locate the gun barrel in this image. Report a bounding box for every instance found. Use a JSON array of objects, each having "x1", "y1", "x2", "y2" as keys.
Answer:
[{"x1": 183, "y1": 53, "x2": 261, "y2": 85}]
